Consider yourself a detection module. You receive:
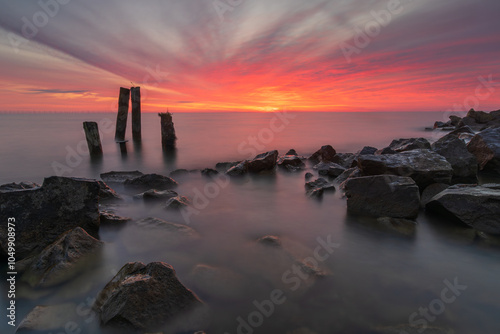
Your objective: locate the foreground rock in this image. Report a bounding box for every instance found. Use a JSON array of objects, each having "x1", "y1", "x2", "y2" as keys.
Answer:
[
  {"x1": 124, "y1": 173, "x2": 178, "y2": 190},
  {"x1": 94, "y1": 262, "x2": 206, "y2": 332},
  {"x1": 100, "y1": 170, "x2": 144, "y2": 183},
  {"x1": 426, "y1": 184, "x2": 500, "y2": 234},
  {"x1": 467, "y1": 127, "x2": 500, "y2": 173},
  {"x1": 308, "y1": 145, "x2": 337, "y2": 163},
  {"x1": 345, "y1": 176, "x2": 420, "y2": 218},
  {"x1": 22, "y1": 227, "x2": 103, "y2": 288},
  {"x1": 0, "y1": 176, "x2": 100, "y2": 260},
  {"x1": 247, "y1": 150, "x2": 279, "y2": 173},
  {"x1": 17, "y1": 304, "x2": 80, "y2": 333},
  {"x1": 358, "y1": 149, "x2": 453, "y2": 189},
  {"x1": 432, "y1": 135, "x2": 478, "y2": 182}
]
